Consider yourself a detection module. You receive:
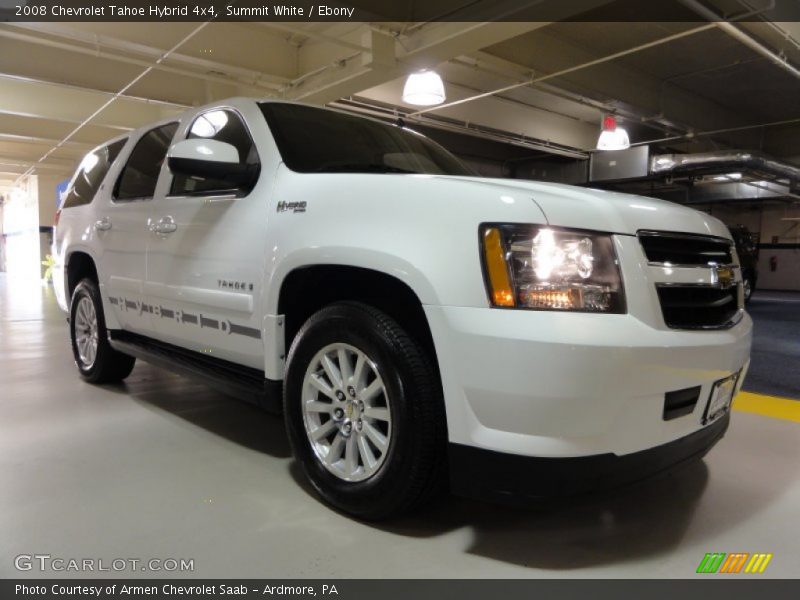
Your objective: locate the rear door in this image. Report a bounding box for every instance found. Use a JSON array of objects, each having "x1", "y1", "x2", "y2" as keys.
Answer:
[
  {"x1": 101, "y1": 121, "x2": 178, "y2": 333},
  {"x1": 143, "y1": 107, "x2": 267, "y2": 369}
]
